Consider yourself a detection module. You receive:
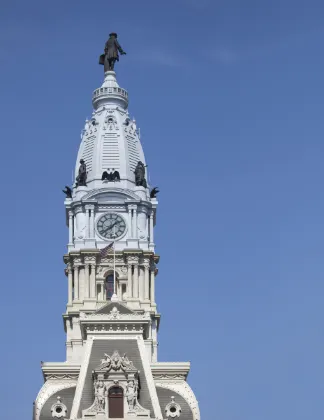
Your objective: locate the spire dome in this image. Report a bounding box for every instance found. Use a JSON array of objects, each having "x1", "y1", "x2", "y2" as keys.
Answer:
[{"x1": 75, "y1": 71, "x2": 146, "y2": 192}]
